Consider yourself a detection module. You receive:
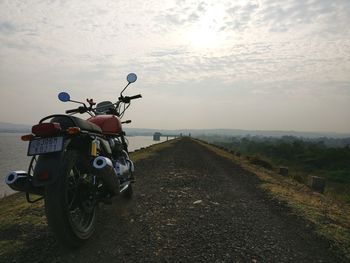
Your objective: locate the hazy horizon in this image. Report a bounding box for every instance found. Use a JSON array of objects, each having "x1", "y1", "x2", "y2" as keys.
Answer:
[
  {"x1": 1, "y1": 120, "x2": 350, "y2": 137},
  {"x1": 1, "y1": 1, "x2": 349, "y2": 133}
]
